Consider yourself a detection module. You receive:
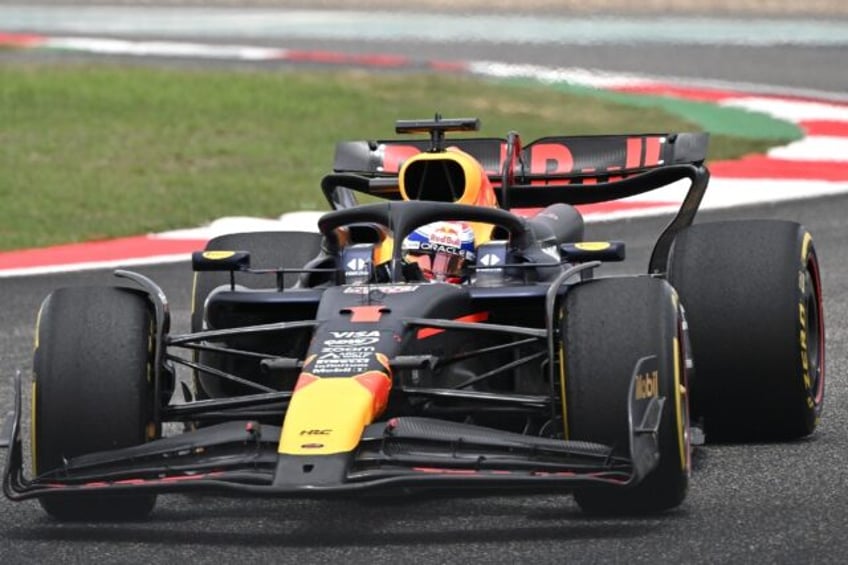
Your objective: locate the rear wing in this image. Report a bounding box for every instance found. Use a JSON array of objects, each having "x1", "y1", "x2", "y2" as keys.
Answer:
[
  {"x1": 321, "y1": 119, "x2": 710, "y2": 275},
  {"x1": 326, "y1": 132, "x2": 709, "y2": 209}
]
